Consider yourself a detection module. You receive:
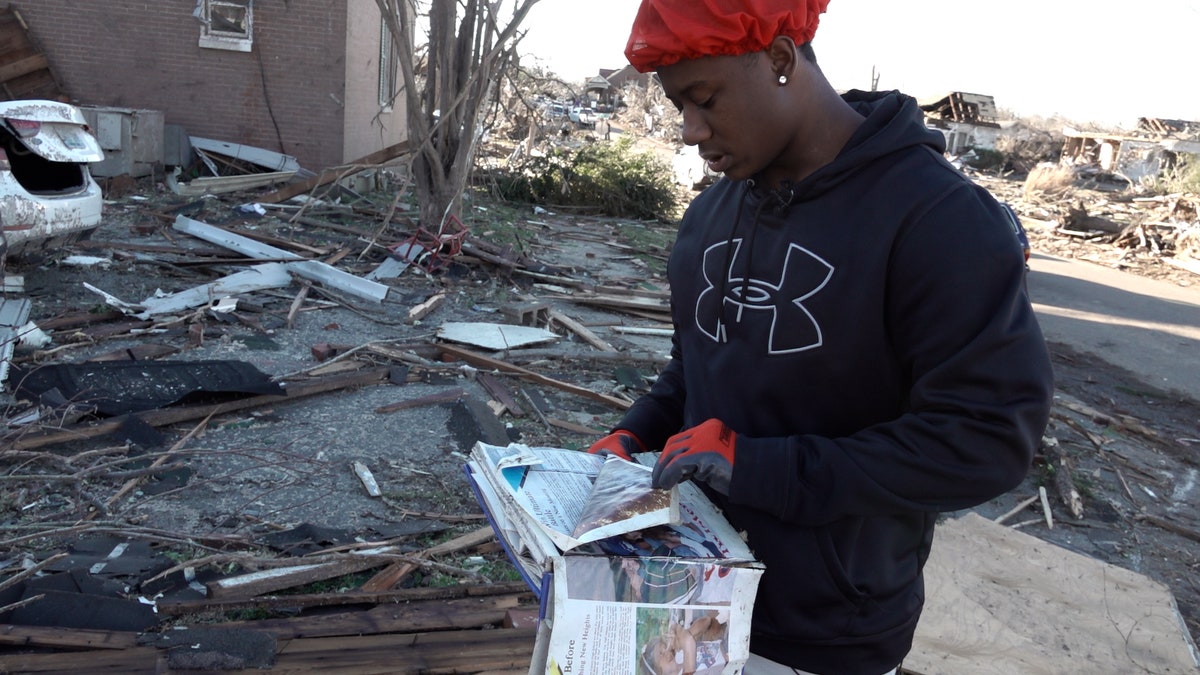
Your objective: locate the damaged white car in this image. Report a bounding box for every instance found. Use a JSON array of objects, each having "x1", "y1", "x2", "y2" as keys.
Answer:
[{"x1": 0, "y1": 100, "x2": 104, "y2": 258}]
